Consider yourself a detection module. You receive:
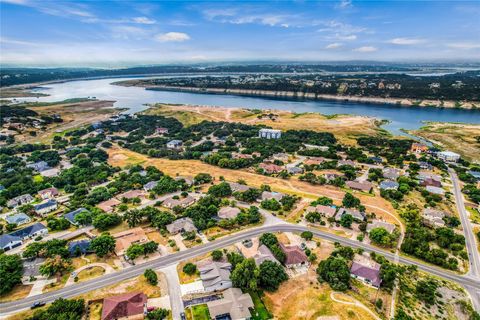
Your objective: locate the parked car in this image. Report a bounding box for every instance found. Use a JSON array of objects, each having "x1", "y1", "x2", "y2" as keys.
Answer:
[{"x1": 31, "y1": 301, "x2": 46, "y2": 309}]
